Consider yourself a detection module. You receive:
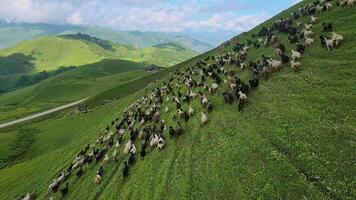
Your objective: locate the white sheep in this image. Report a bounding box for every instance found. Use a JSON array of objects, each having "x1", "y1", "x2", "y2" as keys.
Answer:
[
  {"x1": 102, "y1": 154, "x2": 109, "y2": 165},
  {"x1": 124, "y1": 140, "x2": 132, "y2": 154},
  {"x1": 201, "y1": 96, "x2": 209, "y2": 105},
  {"x1": 164, "y1": 106, "x2": 169, "y2": 113},
  {"x1": 311, "y1": 16, "x2": 317, "y2": 24},
  {"x1": 347, "y1": 0, "x2": 355, "y2": 6},
  {"x1": 268, "y1": 59, "x2": 282, "y2": 71},
  {"x1": 150, "y1": 134, "x2": 159, "y2": 147},
  {"x1": 305, "y1": 24, "x2": 313, "y2": 30},
  {"x1": 188, "y1": 106, "x2": 194, "y2": 116},
  {"x1": 291, "y1": 50, "x2": 302, "y2": 60},
  {"x1": 305, "y1": 37, "x2": 314, "y2": 46},
  {"x1": 331, "y1": 32, "x2": 344, "y2": 46},
  {"x1": 200, "y1": 112, "x2": 208, "y2": 127},
  {"x1": 303, "y1": 30, "x2": 314, "y2": 38},
  {"x1": 95, "y1": 174, "x2": 102, "y2": 184},
  {"x1": 130, "y1": 144, "x2": 136, "y2": 154},
  {"x1": 48, "y1": 179, "x2": 59, "y2": 193},
  {"x1": 157, "y1": 137, "x2": 165, "y2": 150},
  {"x1": 112, "y1": 149, "x2": 118, "y2": 161},
  {"x1": 275, "y1": 48, "x2": 283, "y2": 56},
  {"x1": 240, "y1": 62, "x2": 246, "y2": 70},
  {"x1": 189, "y1": 91, "x2": 198, "y2": 99},
  {"x1": 238, "y1": 91, "x2": 247, "y2": 101},
  {"x1": 326, "y1": 2, "x2": 333, "y2": 10},
  {"x1": 290, "y1": 60, "x2": 301, "y2": 71},
  {"x1": 209, "y1": 83, "x2": 218, "y2": 93},
  {"x1": 325, "y1": 38, "x2": 335, "y2": 52}
]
